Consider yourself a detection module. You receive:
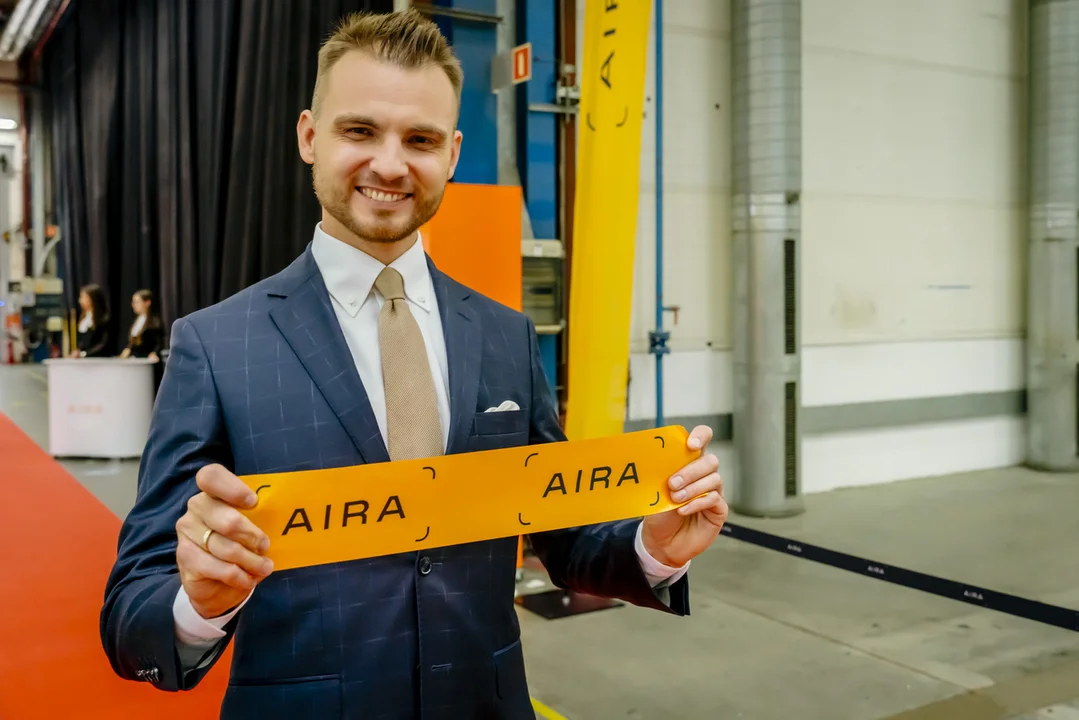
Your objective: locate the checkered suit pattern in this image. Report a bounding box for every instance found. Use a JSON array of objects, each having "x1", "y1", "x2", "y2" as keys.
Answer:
[{"x1": 99, "y1": 245, "x2": 690, "y2": 719}]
